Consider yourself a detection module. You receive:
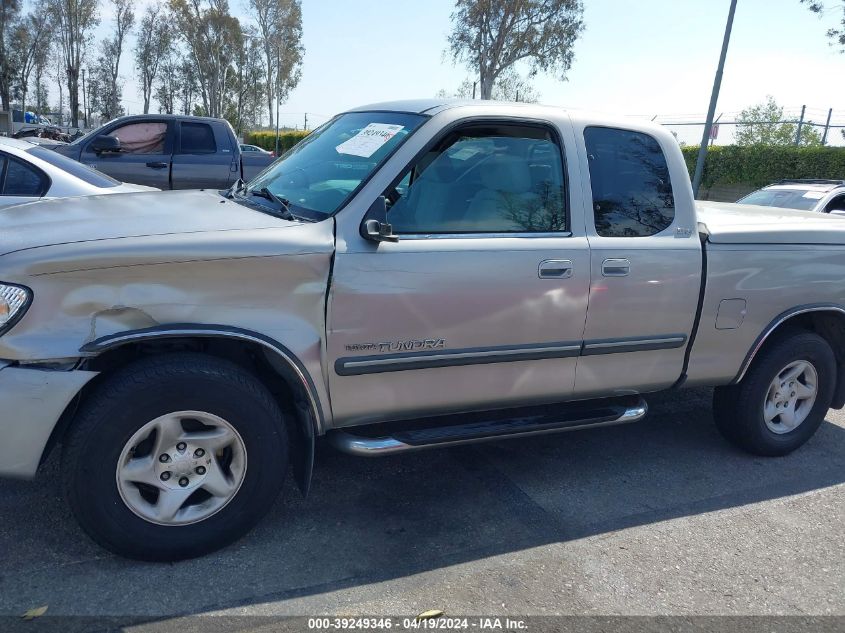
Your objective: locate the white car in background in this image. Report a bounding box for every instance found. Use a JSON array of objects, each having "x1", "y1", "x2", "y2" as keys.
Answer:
[
  {"x1": 737, "y1": 179, "x2": 845, "y2": 216},
  {"x1": 239, "y1": 143, "x2": 275, "y2": 157},
  {"x1": 0, "y1": 136, "x2": 157, "y2": 209}
]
